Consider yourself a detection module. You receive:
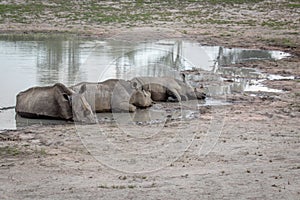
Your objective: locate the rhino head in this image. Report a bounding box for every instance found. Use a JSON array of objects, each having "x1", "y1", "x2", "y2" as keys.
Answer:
[
  {"x1": 130, "y1": 84, "x2": 153, "y2": 108},
  {"x1": 184, "y1": 84, "x2": 206, "y2": 100},
  {"x1": 70, "y1": 84, "x2": 96, "y2": 124},
  {"x1": 194, "y1": 87, "x2": 206, "y2": 100}
]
